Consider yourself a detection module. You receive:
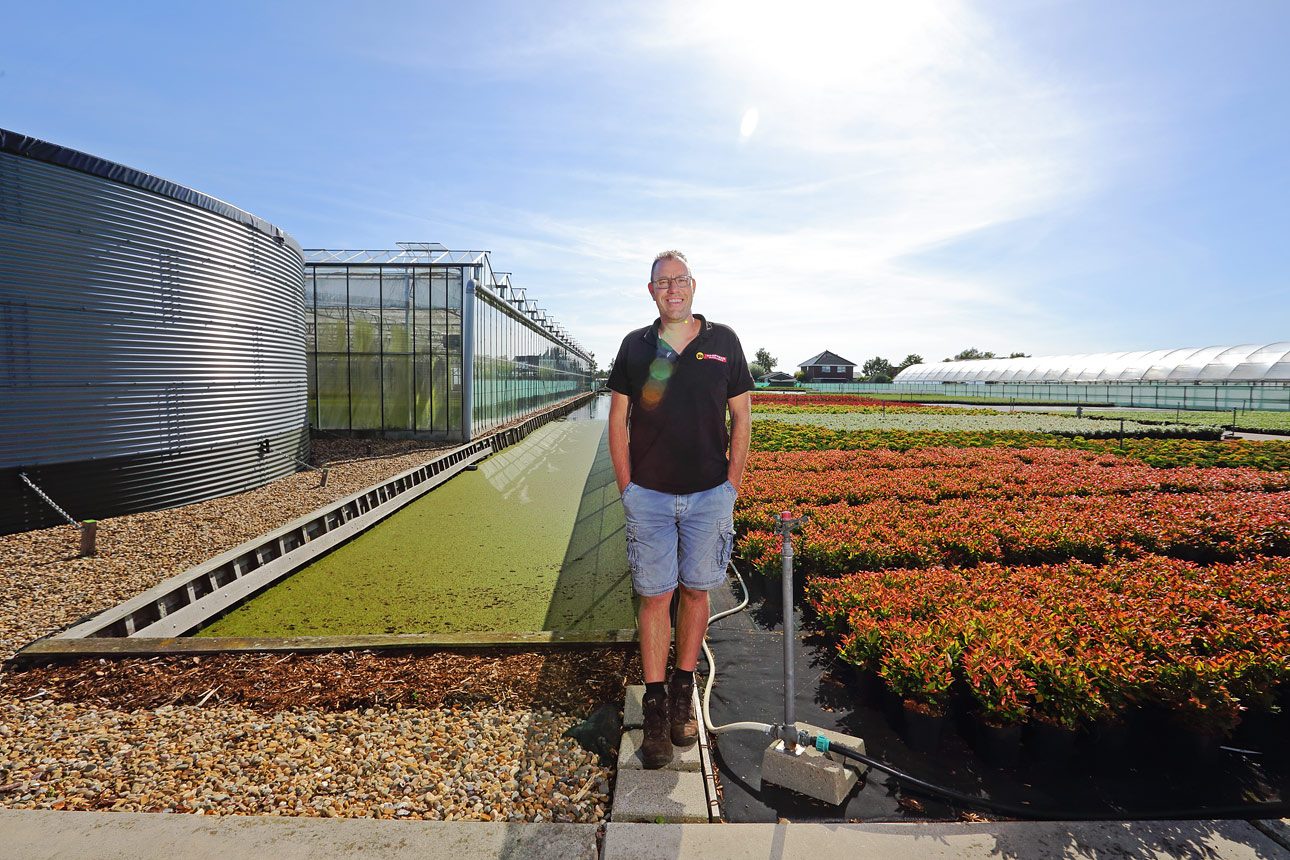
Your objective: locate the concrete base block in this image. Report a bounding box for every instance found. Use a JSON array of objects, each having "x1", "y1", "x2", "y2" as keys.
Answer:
[
  {"x1": 624, "y1": 685, "x2": 645, "y2": 728},
  {"x1": 611, "y1": 769, "x2": 710, "y2": 823},
  {"x1": 0, "y1": 810, "x2": 600, "y2": 860},
  {"x1": 1253, "y1": 819, "x2": 1290, "y2": 851},
  {"x1": 619, "y1": 730, "x2": 702, "y2": 771},
  {"x1": 760, "y1": 721, "x2": 865, "y2": 807},
  {"x1": 602, "y1": 820, "x2": 1286, "y2": 859}
]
